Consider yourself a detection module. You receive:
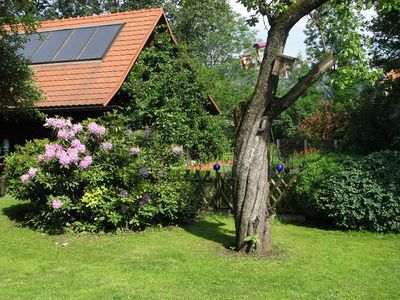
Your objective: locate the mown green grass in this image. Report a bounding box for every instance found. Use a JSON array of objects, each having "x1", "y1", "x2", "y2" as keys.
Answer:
[{"x1": 0, "y1": 196, "x2": 399, "y2": 300}]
